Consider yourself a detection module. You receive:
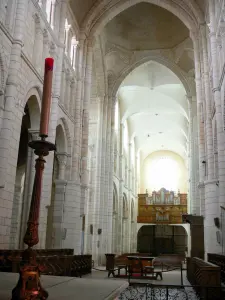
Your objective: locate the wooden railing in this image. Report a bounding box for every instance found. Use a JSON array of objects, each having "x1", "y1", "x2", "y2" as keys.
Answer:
[
  {"x1": 0, "y1": 249, "x2": 92, "y2": 277},
  {"x1": 187, "y1": 257, "x2": 221, "y2": 300},
  {"x1": 208, "y1": 253, "x2": 225, "y2": 284}
]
